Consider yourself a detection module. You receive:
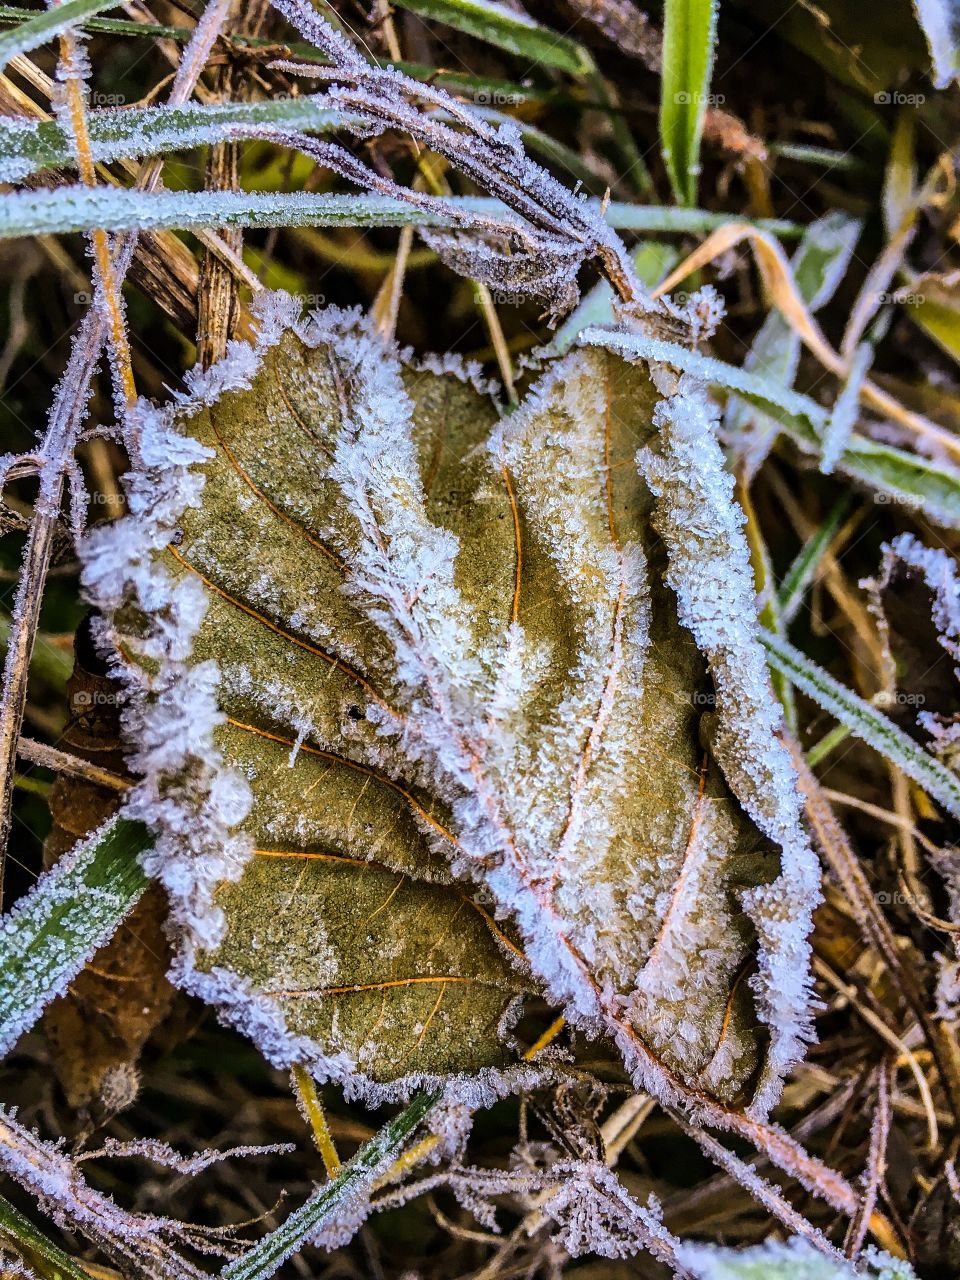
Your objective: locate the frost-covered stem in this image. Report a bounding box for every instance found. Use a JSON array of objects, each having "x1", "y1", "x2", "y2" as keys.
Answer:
[
  {"x1": 222, "y1": 1091, "x2": 440, "y2": 1280},
  {"x1": 0, "y1": 1107, "x2": 207, "y2": 1280},
  {"x1": 0, "y1": 300, "x2": 110, "y2": 891},
  {"x1": 677, "y1": 1118, "x2": 845, "y2": 1260},
  {"x1": 16, "y1": 736, "x2": 130, "y2": 793},
  {"x1": 843, "y1": 1058, "x2": 893, "y2": 1260}
]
